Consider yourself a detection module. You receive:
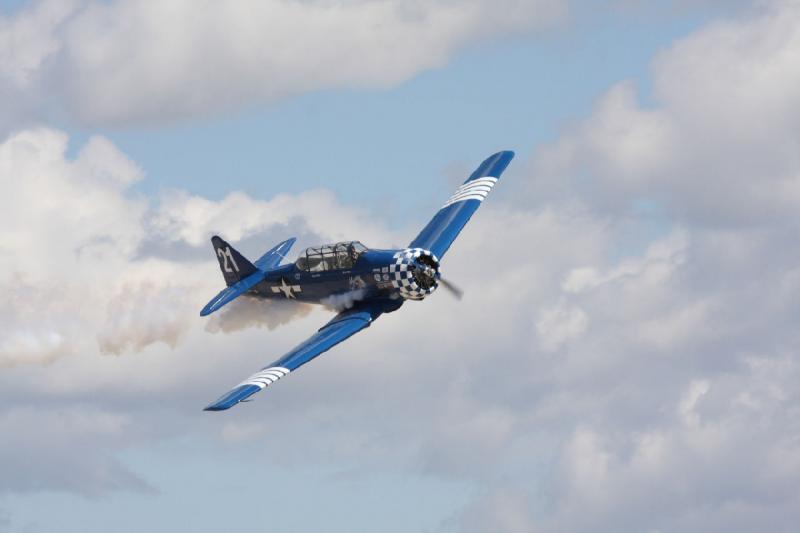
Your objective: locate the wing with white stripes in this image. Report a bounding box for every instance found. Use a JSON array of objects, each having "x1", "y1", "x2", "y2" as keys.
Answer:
[
  {"x1": 409, "y1": 151, "x2": 514, "y2": 259},
  {"x1": 203, "y1": 300, "x2": 397, "y2": 411}
]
